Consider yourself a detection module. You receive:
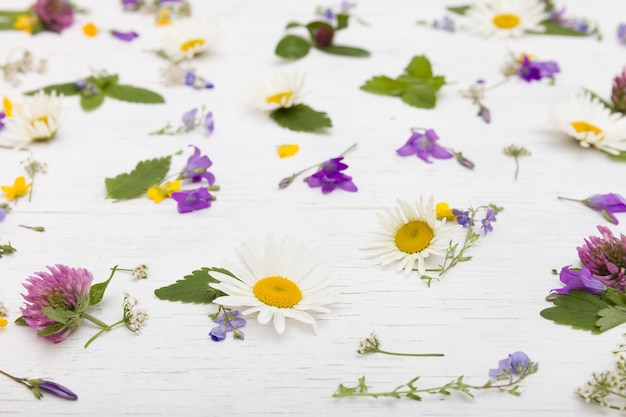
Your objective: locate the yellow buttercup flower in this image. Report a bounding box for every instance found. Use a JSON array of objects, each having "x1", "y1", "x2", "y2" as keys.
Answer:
[
  {"x1": 13, "y1": 14, "x2": 38, "y2": 34},
  {"x1": 156, "y1": 8, "x2": 172, "y2": 26},
  {"x1": 82, "y1": 22, "x2": 98, "y2": 37},
  {"x1": 435, "y1": 202, "x2": 457, "y2": 221},
  {"x1": 277, "y1": 144, "x2": 299, "y2": 158},
  {"x1": 2, "y1": 176, "x2": 31, "y2": 201},
  {"x1": 147, "y1": 181, "x2": 181, "y2": 203}
]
